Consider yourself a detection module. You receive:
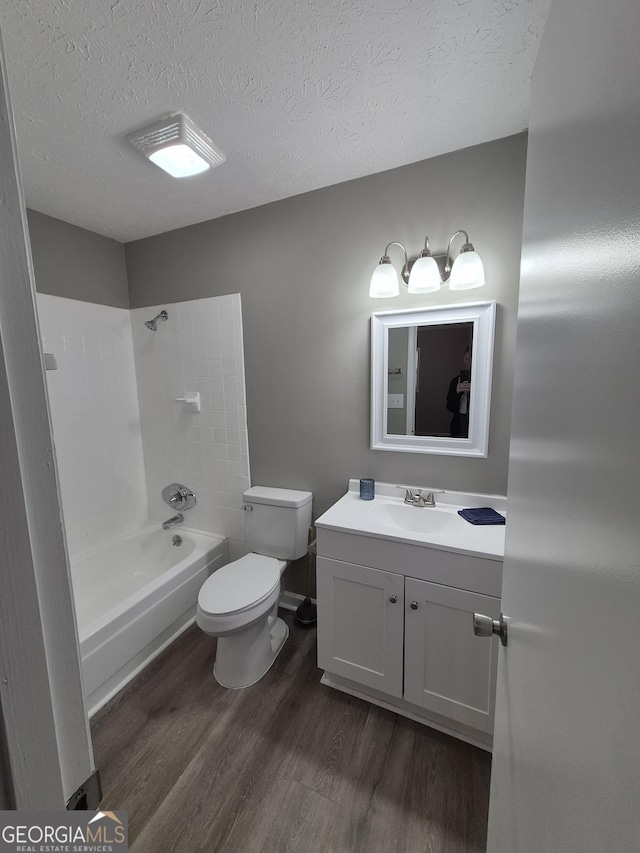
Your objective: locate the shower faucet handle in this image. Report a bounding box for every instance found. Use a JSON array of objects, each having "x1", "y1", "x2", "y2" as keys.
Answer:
[{"x1": 162, "y1": 483, "x2": 196, "y2": 512}]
